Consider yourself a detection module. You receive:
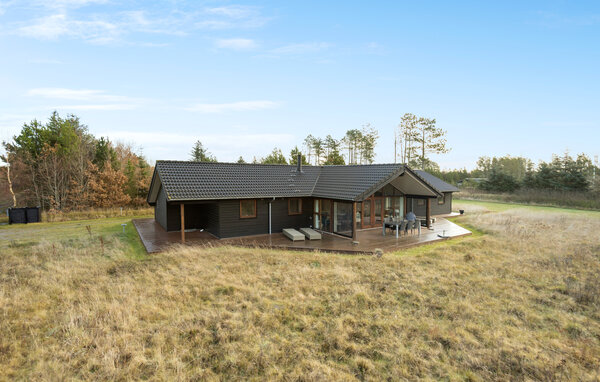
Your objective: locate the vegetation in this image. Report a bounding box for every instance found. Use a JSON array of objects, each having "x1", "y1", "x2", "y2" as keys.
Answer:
[
  {"x1": 396, "y1": 113, "x2": 449, "y2": 170},
  {"x1": 1, "y1": 204, "x2": 599, "y2": 380},
  {"x1": 190, "y1": 140, "x2": 217, "y2": 162},
  {"x1": 1, "y1": 112, "x2": 152, "y2": 211},
  {"x1": 304, "y1": 126, "x2": 379, "y2": 165}
]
